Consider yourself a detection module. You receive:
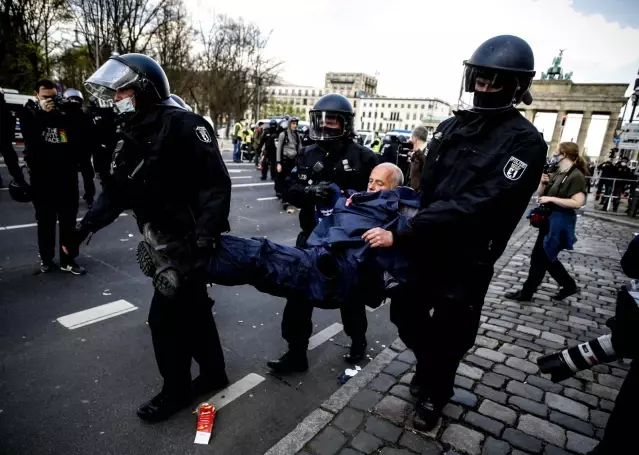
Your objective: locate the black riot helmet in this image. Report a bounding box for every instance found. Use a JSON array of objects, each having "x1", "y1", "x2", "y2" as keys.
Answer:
[
  {"x1": 169, "y1": 94, "x2": 193, "y2": 112},
  {"x1": 85, "y1": 53, "x2": 174, "y2": 107},
  {"x1": 309, "y1": 94, "x2": 355, "y2": 141},
  {"x1": 269, "y1": 119, "x2": 278, "y2": 131},
  {"x1": 460, "y1": 35, "x2": 536, "y2": 112}
]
